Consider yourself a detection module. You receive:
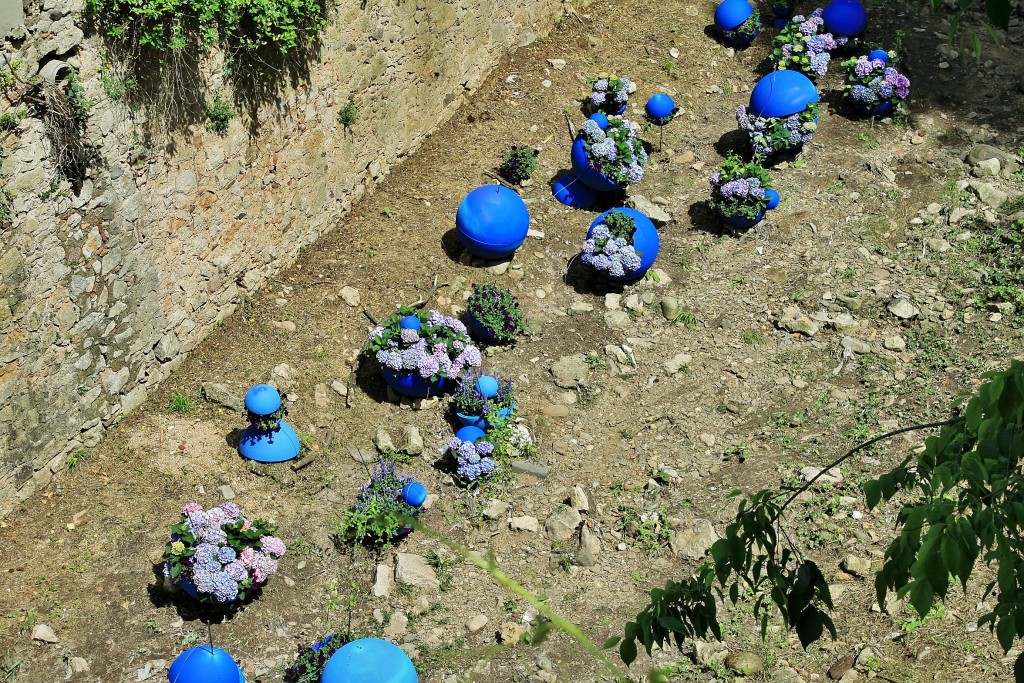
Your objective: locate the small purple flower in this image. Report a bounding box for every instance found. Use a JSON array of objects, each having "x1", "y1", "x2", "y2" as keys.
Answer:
[
  {"x1": 224, "y1": 561, "x2": 248, "y2": 582},
  {"x1": 590, "y1": 91, "x2": 607, "y2": 106},
  {"x1": 400, "y1": 328, "x2": 420, "y2": 344},
  {"x1": 593, "y1": 78, "x2": 609, "y2": 92},
  {"x1": 194, "y1": 543, "x2": 219, "y2": 563},
  {"x1": 417, "y1": 354, "x2": 440, "y2": 379},
  {"x1": 476, "y1": 440, "x2": 494, "y2": 455}
]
